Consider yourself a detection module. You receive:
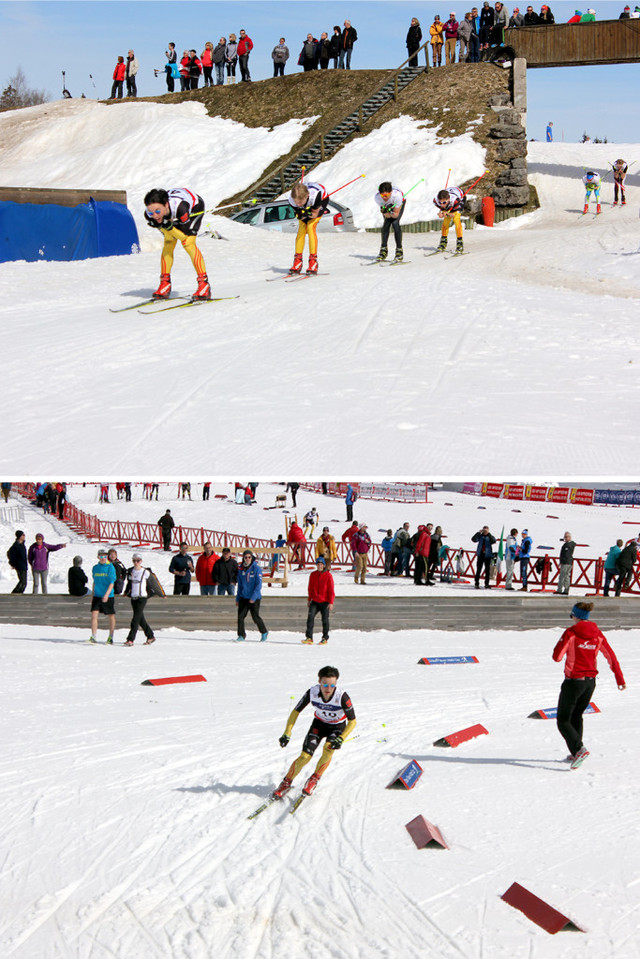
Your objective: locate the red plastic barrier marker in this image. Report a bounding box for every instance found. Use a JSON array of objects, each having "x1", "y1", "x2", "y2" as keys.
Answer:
[
  {"x1": 406, "y1": 815, "x2": 449, "y2": 850},
  {"x1": 546, "y1": 515, "x2": 559, "y2": 519},
  {"x1": 433, "y1": 723, "x2": 488, "y2": 748},
  {"x1": 501, "y1": 882, "x2": 586, "y2": 934},
  {"x1": 141, "y1": 674, "x2": 207, "y2": 686}
]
